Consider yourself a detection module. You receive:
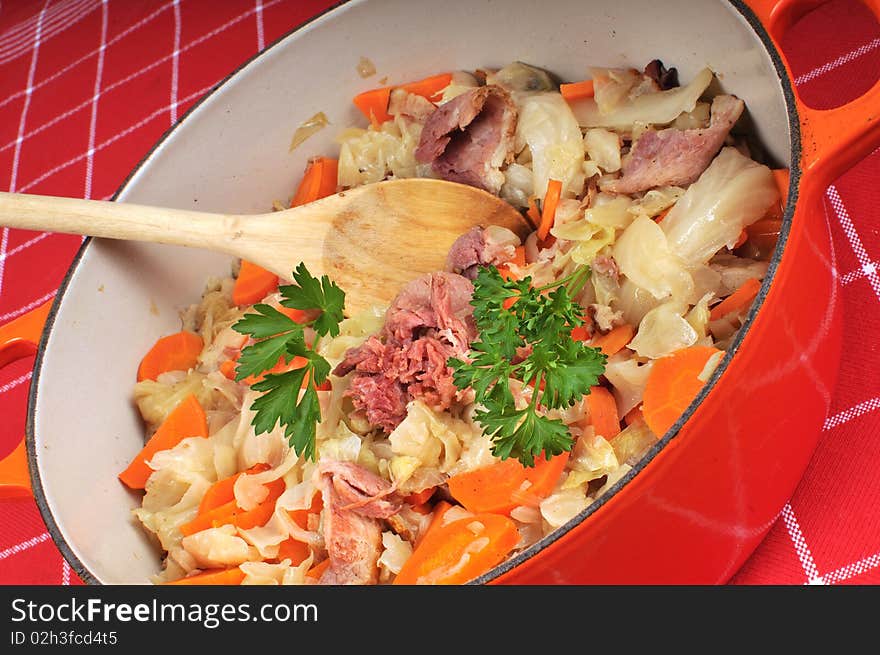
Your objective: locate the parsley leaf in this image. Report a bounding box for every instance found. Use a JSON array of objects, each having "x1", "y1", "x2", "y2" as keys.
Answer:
[
  {"x1": 448, "y1": 265, "x2": 607, "y2": 466},
  {"x1": 231, "y1": 263, "x2": 345, "y2": 460},
  {"x1": 280, "y1": 262, "x2": 346, "y2": 337}
]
